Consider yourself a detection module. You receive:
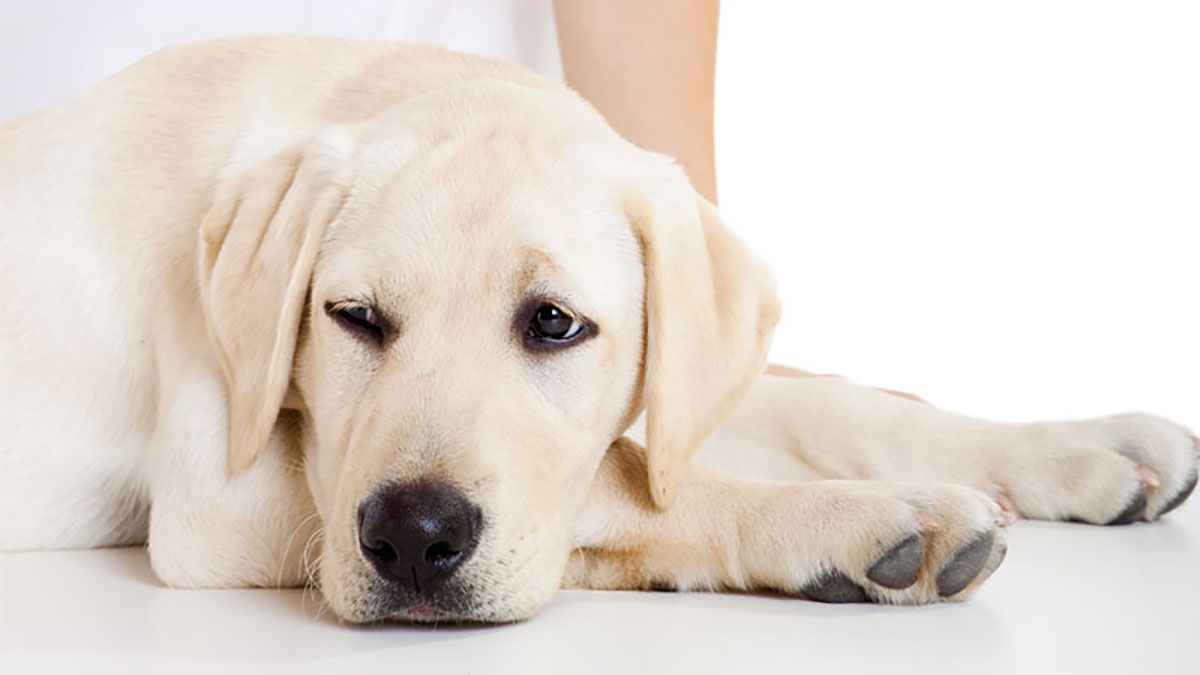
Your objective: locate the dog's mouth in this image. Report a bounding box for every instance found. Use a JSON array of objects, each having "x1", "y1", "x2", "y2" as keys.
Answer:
[
  {"x1": 388, "y1": 602, "x2": 477, "y2": 624},
  {"x1": 406, "y1": 604, "x2": 438, "y2": 619}
]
